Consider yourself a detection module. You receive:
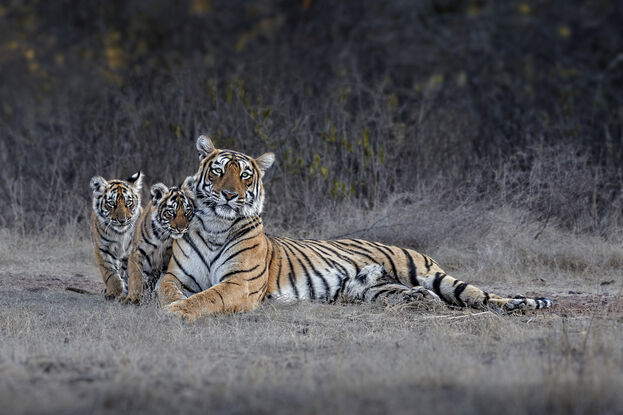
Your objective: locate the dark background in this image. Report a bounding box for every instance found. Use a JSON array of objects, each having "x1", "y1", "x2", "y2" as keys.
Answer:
[{"x1": 1, "y1": 0, "x2": 622, "y2": 237}]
